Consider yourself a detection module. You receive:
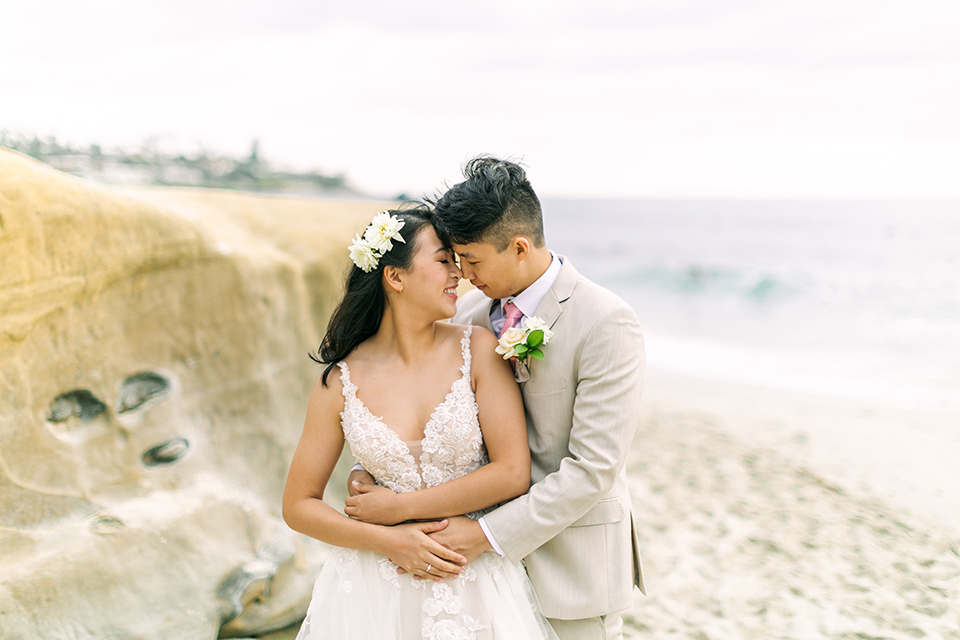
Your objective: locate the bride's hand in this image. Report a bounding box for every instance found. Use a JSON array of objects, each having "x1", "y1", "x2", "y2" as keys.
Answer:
[
  {"x1": 345, "y1": 482, "x2": 407, "y2": 525},
  {"x1": 383, "y1": 520, "x2": 467, "y2": 582}
]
